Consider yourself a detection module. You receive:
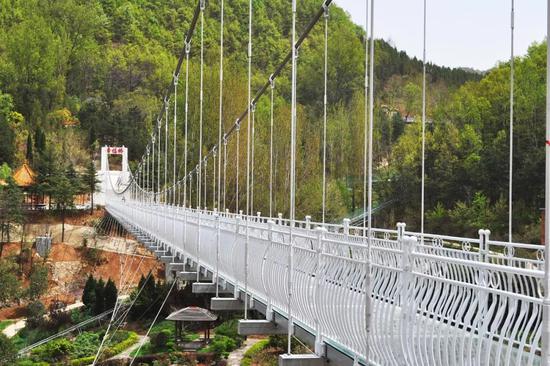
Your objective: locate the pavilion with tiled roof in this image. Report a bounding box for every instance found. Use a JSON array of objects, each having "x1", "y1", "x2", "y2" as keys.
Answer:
[
  {"x1": 12, "y1": 162, "x2": 37, "y2": 188},
  {"x1": 166, "y1": 306, "x2": 218, "y2": 344}
]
